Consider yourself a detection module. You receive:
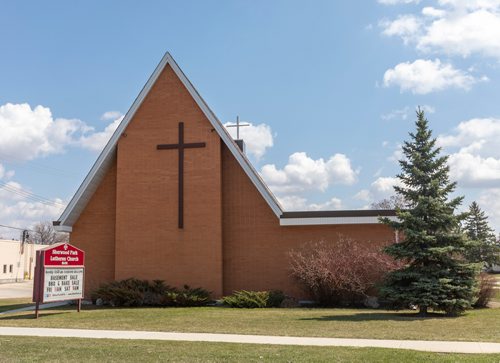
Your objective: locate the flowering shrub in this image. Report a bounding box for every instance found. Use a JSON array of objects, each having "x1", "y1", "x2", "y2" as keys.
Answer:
[
  {"x1": 473, "y1": 273, "x2": 497, "y2": 308},
  {"x1": 289, "y1": 237, "x2": 401, "y2": 307}
]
